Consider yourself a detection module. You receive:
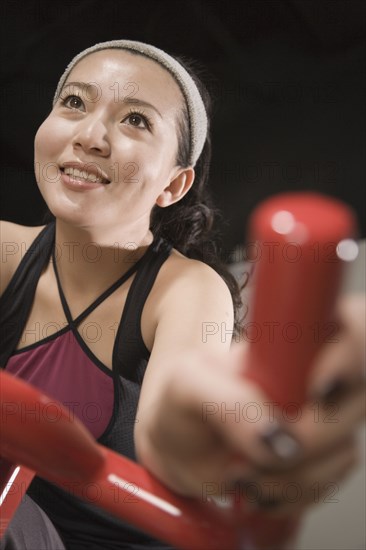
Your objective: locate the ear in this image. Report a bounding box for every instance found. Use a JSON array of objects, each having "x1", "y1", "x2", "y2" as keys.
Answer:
[{"x1": 155, "y1": 167, "x2": 195, "y2": 208}]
